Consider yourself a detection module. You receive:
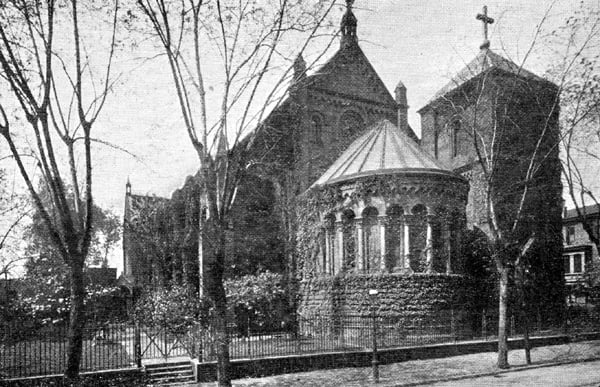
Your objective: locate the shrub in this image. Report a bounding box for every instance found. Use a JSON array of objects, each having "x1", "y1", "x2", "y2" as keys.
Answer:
[
  {"x1": 225, "y1": 271, "x2": 291, "y2": 335},
  {"x1": 132, "y1": 285, "x2": 209, "y2": 331}
]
